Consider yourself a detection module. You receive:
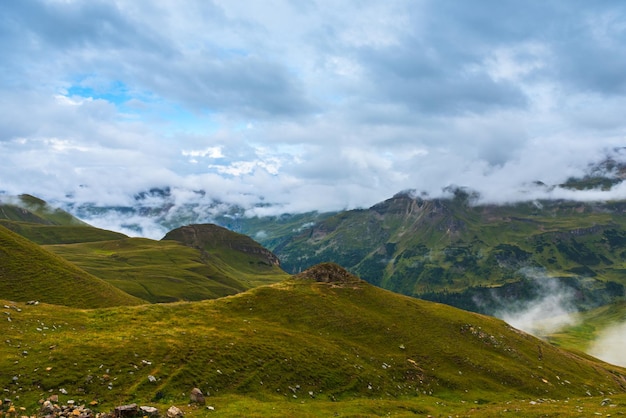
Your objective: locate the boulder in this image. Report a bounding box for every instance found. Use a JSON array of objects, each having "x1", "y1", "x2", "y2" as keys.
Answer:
[
  {"x1": 189, "y1": 388, "x2": 205, "y2": 405},
  {"x1": 113, "y1": 404, "x2": 138, "y2": 418}
]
